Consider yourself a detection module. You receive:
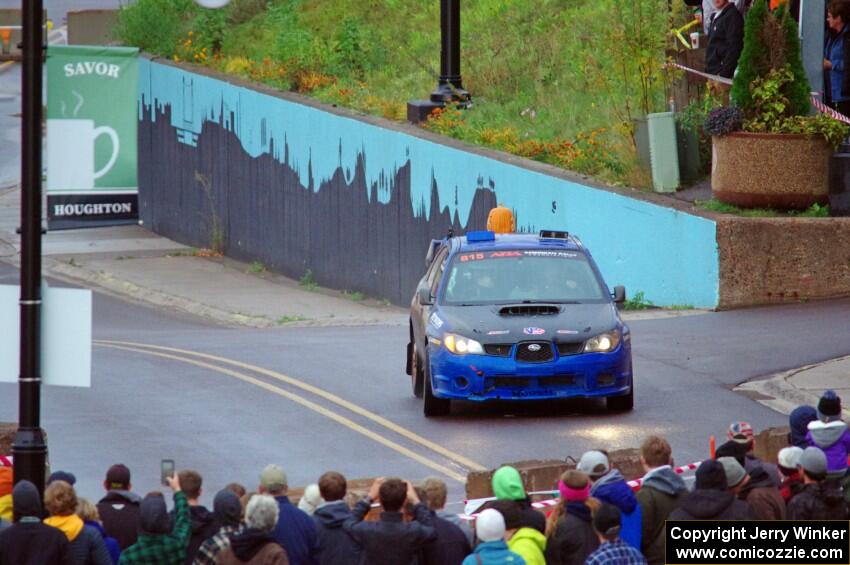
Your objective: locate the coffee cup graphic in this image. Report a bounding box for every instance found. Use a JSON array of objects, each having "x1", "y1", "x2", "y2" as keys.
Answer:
[{"x1": 47, "y1": 118, "x2": 120, "y2": 190}]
